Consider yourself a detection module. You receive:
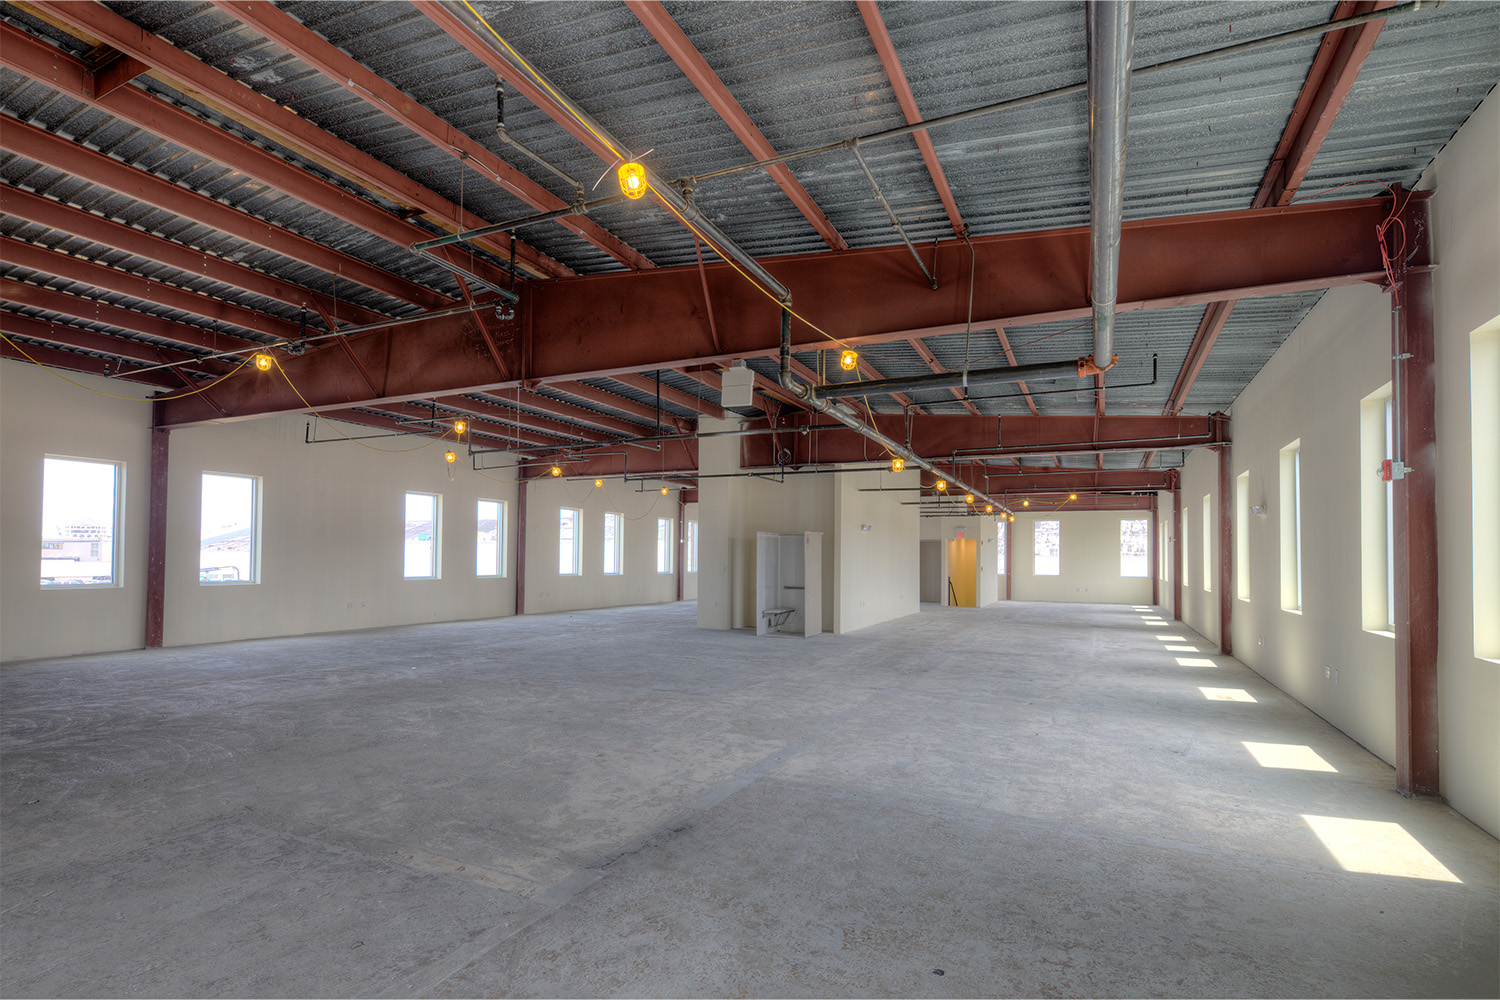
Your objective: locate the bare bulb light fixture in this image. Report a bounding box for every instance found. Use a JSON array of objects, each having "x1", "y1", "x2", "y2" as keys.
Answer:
[
  {"x1": 891, "y1": 457, "x2": 904, "y2": 473},
  {"x1": 253, "y1": 353, "x2": 274, "y2": 372},
  {"x1": 550, "y1": 465, "x2": 562, "y2": 477},
  {"x1": 595, "y1": 478, "x2": 604, "y2": 488},
  {"x1": 935, "y1": 480, "x2": 947, "y2": 492},
  {"x1": 444, "y1": 450, "x2": 456, "y2": 464},
  {"x1": 661, "y1": 486, "x2": 669, "y2": 495},
  {"x1": 839, "y1": 349, "x2": 858, "y2": 371},
  {"x1": 985, "y1": 504, "x2": 994, "y2": 514},
  {"x1": 453, "y1": 420, "x2": 467, "y2": 435},
  {"x1": 964, "y1": 494, "x2": 975, "y2": 504},
  {"x1": 618, "y1": 162, "x2": 647, "y2": 199}
]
